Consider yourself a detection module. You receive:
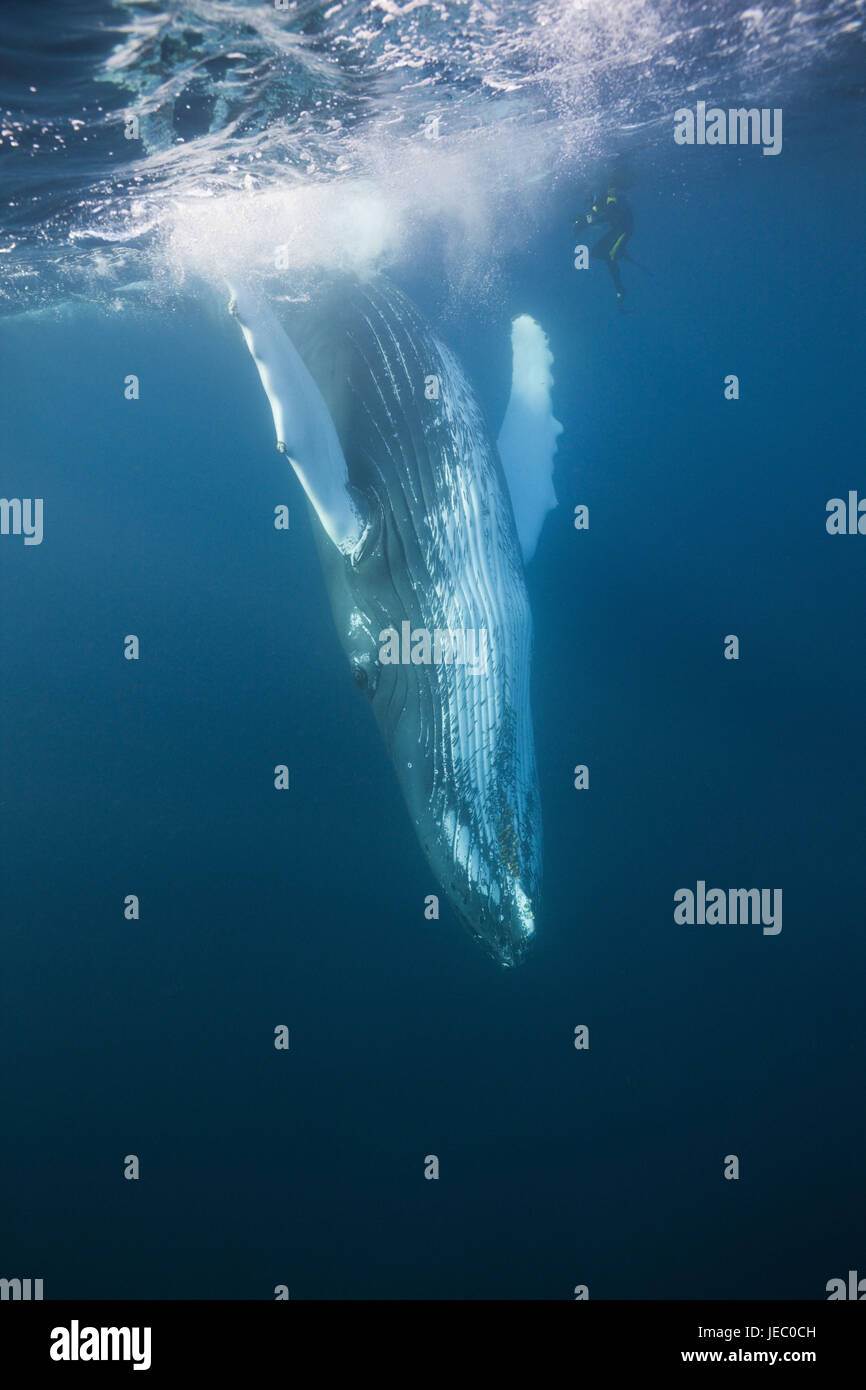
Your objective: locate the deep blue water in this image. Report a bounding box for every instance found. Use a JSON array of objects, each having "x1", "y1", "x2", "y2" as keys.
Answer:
[{"x1": 1, "y1": 1, "x2": 865, "y2": 1300}]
